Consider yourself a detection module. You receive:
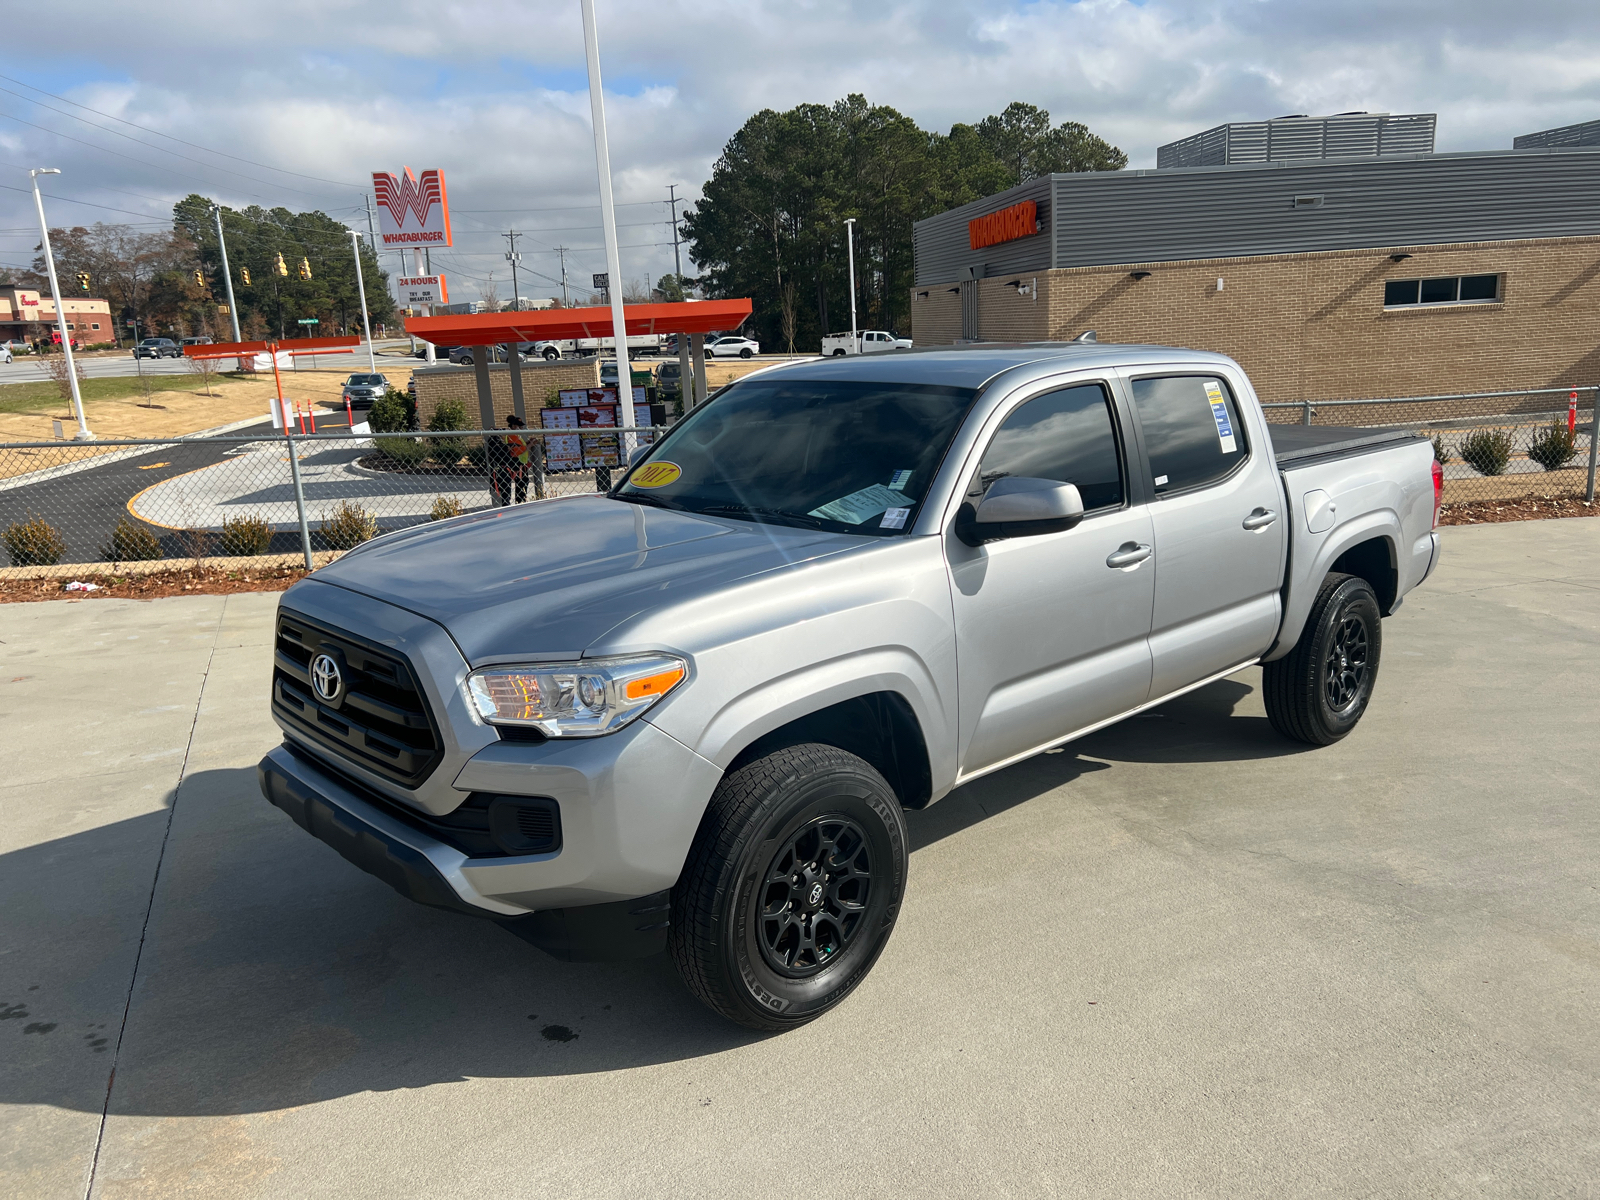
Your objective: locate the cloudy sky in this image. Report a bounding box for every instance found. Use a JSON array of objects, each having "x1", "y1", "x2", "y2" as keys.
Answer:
[{"x1": 2, "y1": 0, "x2": 1596, "y2": 305}]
